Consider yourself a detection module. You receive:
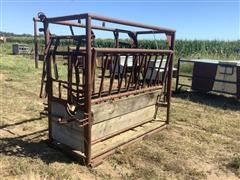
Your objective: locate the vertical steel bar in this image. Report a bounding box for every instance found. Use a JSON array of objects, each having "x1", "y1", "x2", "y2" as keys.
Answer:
[
  {"x1": 134, "y1": 54, "x2": 145, "y2": 90},
  {"x1": 148, "y1": 55, "x2": 158, "y2": 86},
  {"x1": 142, "y1": 55, "x2": 152, "y2": 87},
  {"x1": 43, "y1": 21, "x2": 52, "y2": 141},
  {"x1": 58, "y1": 82, "x2": 62, "y2": 99},
  {"x1": 67, "y1": 49, "x2": 73, "y2": 103},
  {"x1": 161, "y1": 54, "x2": 171, "y2": 85},
  {"x1": 175, "y1": 58, "x2": 181, "y2": 92},
  {"x1": 74, "y1": 56, "x2": 80, "y2": 100},
  {"x1": 33, "y1": 18, "x2": 38, "y2": 68},
  {"x1": 108, "y1": 55, "x2": 117, "y2": 94},
  {"x1": 39, "y1": 38, "x2": 53, "y2": 98},
  {"x1": 117, "y1": 55, "x2": 121, "y2": 86},
  {"x1": 91, "y1": 50, "x2": 97, "y2": 94},
  {"x1": 118, "y1": 55, "x2": 128, "y2": 93},
  {"x1": 69, "y1": 25, "x2": 74, "y2": 35},
  {"x1": 114, "y1": 31, "x2": 119, "y2": 48},
  {"x1": 52, "y1": 38, "x2": 59, "y2": 80},
  {"x1": 99, "y1": 55, "x2": 109, "y2": 97},
  {"x1": 127, "y1": 55, "x2": 137, "y2": 90},
  {"x1": 166, "y1": 33, "x2": 175, "y2": 124},
  {"x1": 154, "y1": 54, "x2": 164, "y2": 85},
  {"x1": 84, "y1": 15, "x2": 92, "y2": 165}
]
